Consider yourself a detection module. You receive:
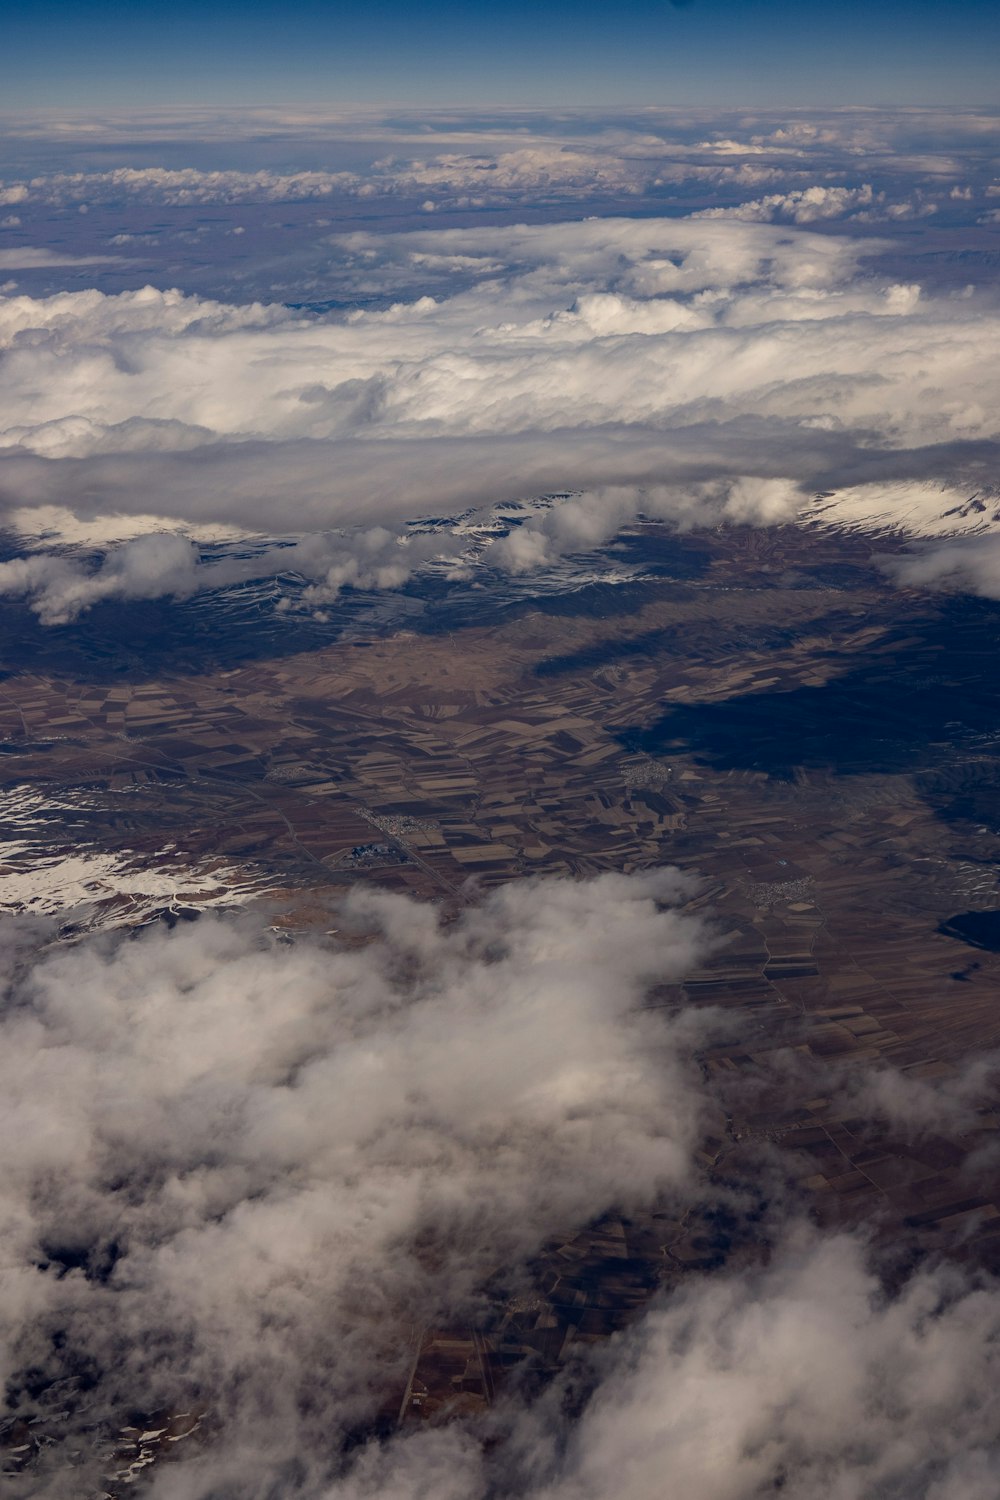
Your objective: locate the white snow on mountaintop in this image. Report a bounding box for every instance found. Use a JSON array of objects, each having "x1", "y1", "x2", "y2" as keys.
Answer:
[
  {"x1": 6, "y1": 504, "x2": 258, "y2": 550},
  {"x1": 802, "y1": 482, "x2": 1000, "y2": 540},
  {"x1": 0, "y1": 785, "x2": 264, "y2": 925},
  {"x1": 0, "y1": 847, "x2": 261, "y2": 923}
]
